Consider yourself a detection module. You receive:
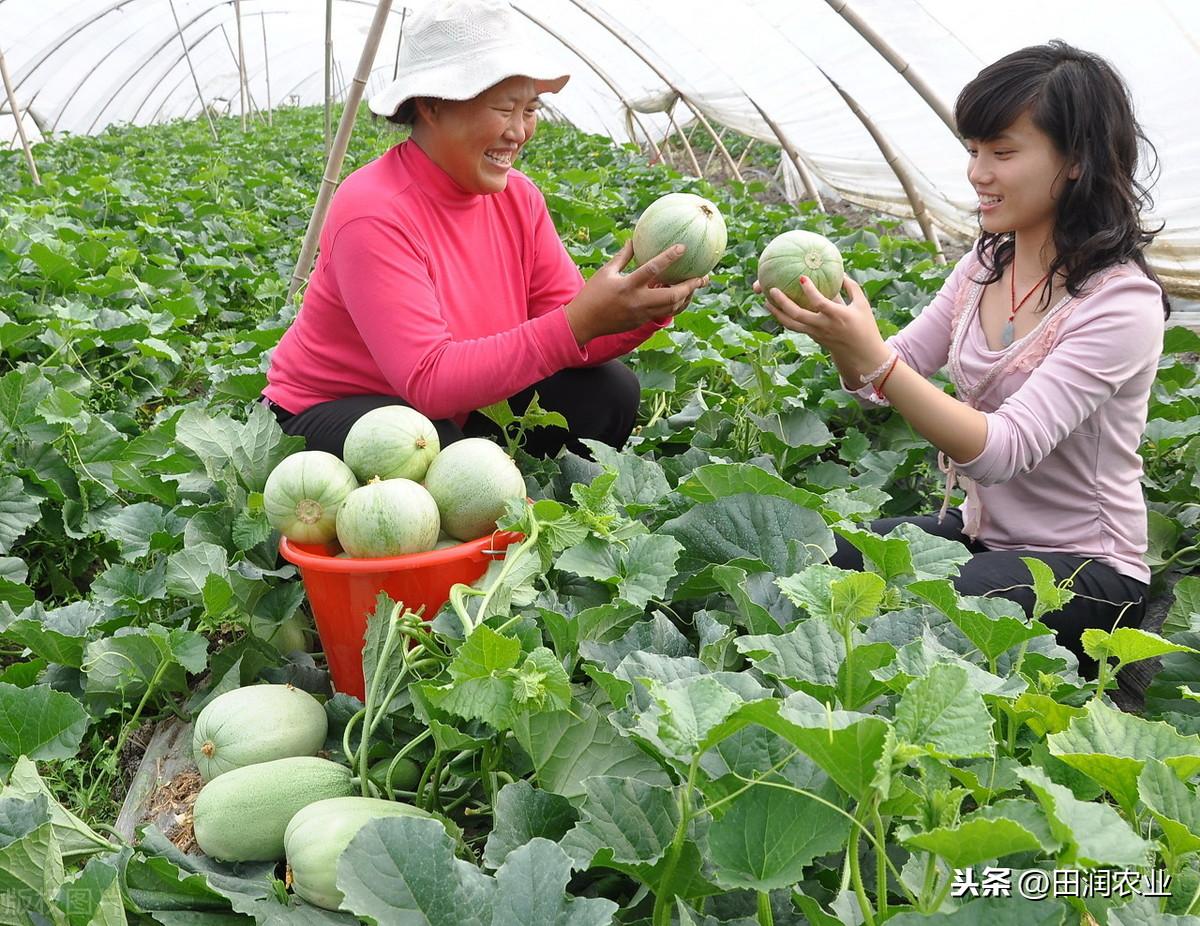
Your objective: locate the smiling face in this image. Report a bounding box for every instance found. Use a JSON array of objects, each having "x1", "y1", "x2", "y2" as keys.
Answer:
[
  {"x1": 966, "y1": 109, "x2": 1079, "y2": 247},
  {"x1": 411, "y1": 76, "x2": 542, "y2": 194}
]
